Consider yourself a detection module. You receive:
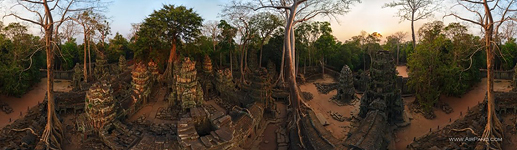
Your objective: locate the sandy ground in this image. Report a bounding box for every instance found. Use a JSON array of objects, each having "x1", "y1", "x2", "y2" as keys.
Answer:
[
  {"x1": 299, "y1": 74, "x2": 360, "y2": 139},
  {"x1": 394, "y1": 78, "x2": 513, "y2": 149},
  {"x1": 397, "y1": 66, "x2": 409, "y2": 78},
  {"x1": 0, "y1": 78, "x2": 71, "y2": 128}
]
